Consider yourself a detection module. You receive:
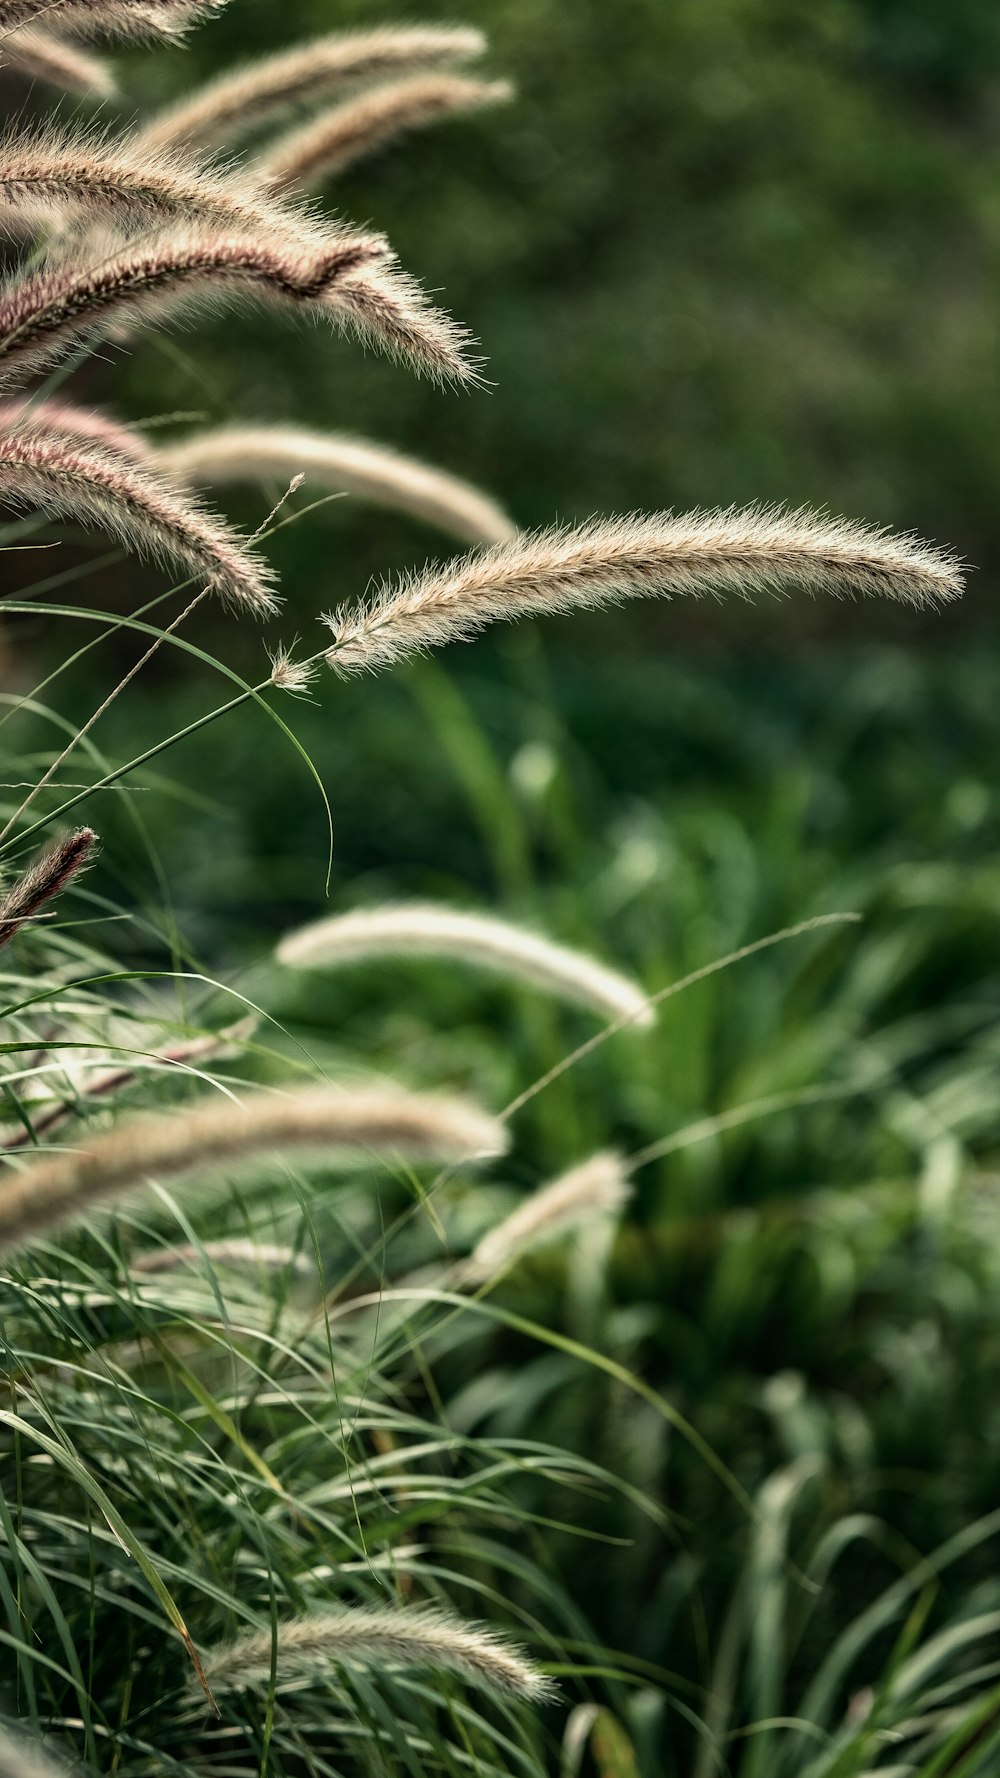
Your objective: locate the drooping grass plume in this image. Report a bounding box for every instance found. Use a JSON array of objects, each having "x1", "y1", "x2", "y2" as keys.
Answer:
[
  {"x1": 135, "y1": 25, "x2": 487, "y2": 154},
  {"x1": 0, "y1": 825, "x2": 95, "y2": 951},
  {"x1": 0, "y1": 425, "x2": 277, "y2": 613},
  {"x1": 132, "y1": 1238, "x2": 311, "y2": 1275},
  {"x1": 0, "y1": 0, "x2": 225, "y2": 42},
  {"x1": 0, "y1": 231, "x2": 478, "y2": 389},
  {"x1": 0, "y1": 123, "x2": 348, "y2": 242},
  {"x1": 325, "y1": 507, "x2": 966, "y2": 674},
  {"x1": 276, "y1": 902, "x2": 655, "y2": 1028},
  {"x1": 465, "y1": 1150, "x2": 632, "y2": 1282},
  {"x1": 200, "y1": 1605, "x2": 555, "y2": 1703},
  {"x1": 0, "y1": 28, "x2": 115, "y2": 96},
  {"x1": 0, "y1": 1083, "x2": 506, "y2": 1250},
  {"x1": 0, "y1": 394, "x2": 152, "y2": 462},
  {"x1": 263, "y1": 73, "x2": 514, "y2": 188},
  {"x1": 159, "y1": 424, "x2": 516, "y2": 545}
]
